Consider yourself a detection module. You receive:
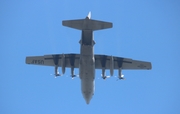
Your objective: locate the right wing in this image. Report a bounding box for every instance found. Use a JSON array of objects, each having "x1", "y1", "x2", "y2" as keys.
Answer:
[
  {"x1": 26, "y1": 54, "x2": 80, "y2": 68},
  {"x1": 95, "y1": 55, "x2": 152, "y2": 70}
]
